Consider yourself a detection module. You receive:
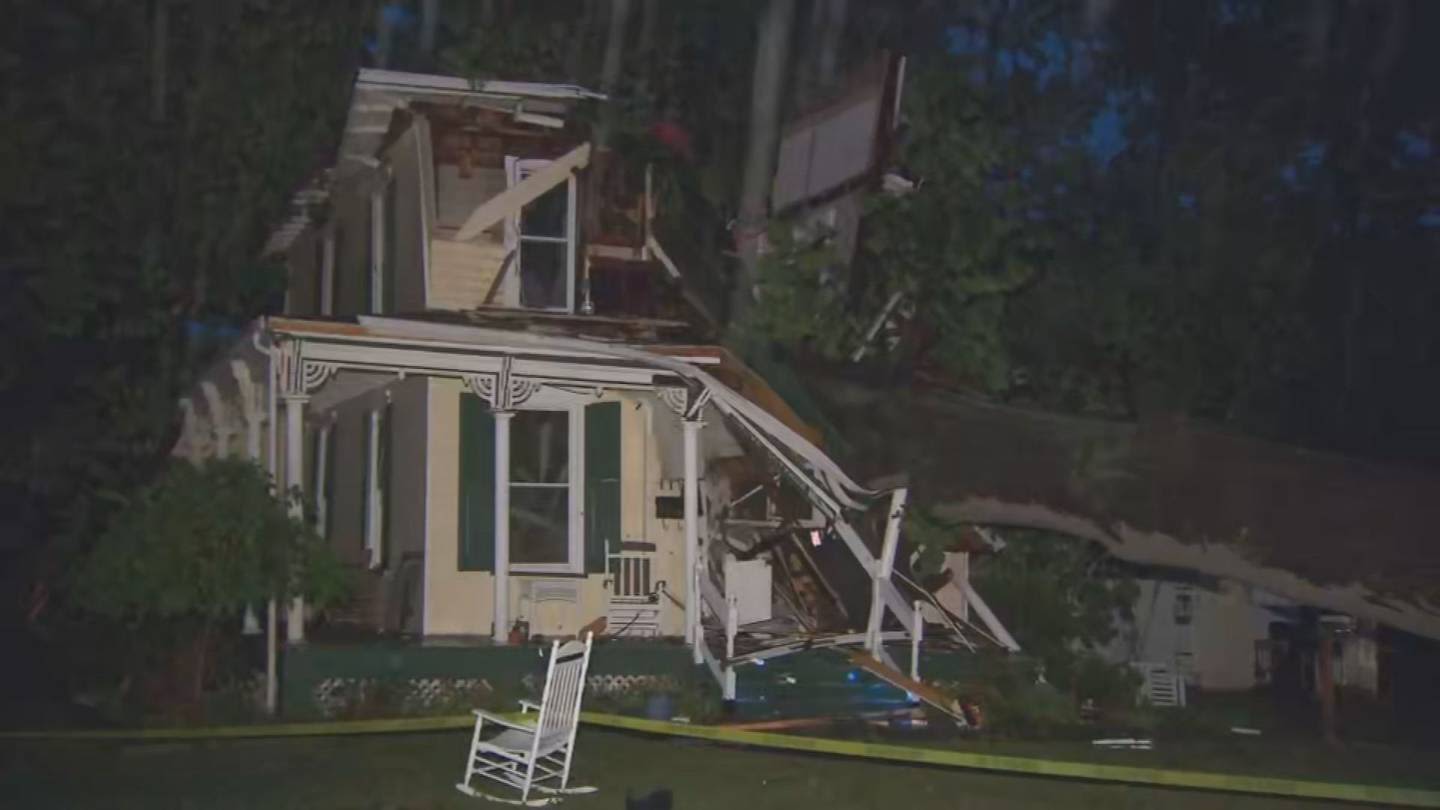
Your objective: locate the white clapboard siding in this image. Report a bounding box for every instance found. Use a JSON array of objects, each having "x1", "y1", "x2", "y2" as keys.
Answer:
[{"x1": 428, "y1": 235, "x2": 507, "y2": 311}]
